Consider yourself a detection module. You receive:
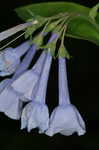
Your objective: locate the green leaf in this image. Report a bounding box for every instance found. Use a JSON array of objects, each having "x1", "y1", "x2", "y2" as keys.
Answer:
[
  {"x1": 15, "y1": 7, "x2": 35, "y2": 21},
  {"x1": 89, "y1": 3, "x2": 99, "y2": 20},
  {"x1": 66, "y1": 14, "x2": 99, "y2": 46},
  {"x1": 15, "y1": 2, "x2": 90, "y2": 21}
]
